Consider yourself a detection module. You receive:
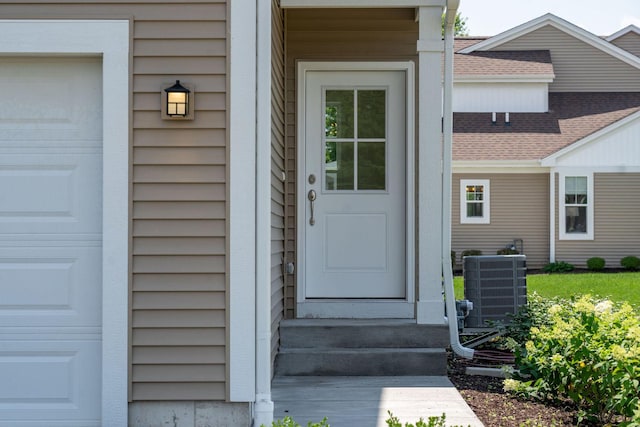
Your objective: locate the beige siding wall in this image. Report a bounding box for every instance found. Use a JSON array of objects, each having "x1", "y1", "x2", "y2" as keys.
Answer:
[
  {"x1": 556, "y1": 173, "x2": 640, "y2": 268},
  {"x1": 0, "y1": 1, "x2": 228, "y2": 401},
  {"x1": 610, "y1": 32, "x2": 640, "y2": 58},
  {"x1": 452, "y1": 174, "x2": 550, "y2": 269},
  {"x1": 284, "y1": 8, "x2": 419, "y2": 317},
  {"x1": 271, "y1": 0, "x2": 286, "y2": 368},
  {"x1": 496, "y1": 26, "x2": 640, "y2": 92}
]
